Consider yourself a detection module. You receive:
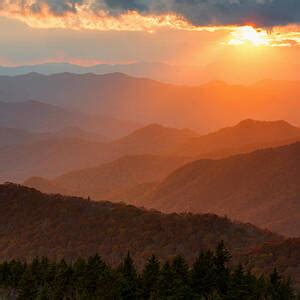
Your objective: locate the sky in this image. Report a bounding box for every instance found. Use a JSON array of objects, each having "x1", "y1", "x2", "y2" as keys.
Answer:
[{"x1": 0, "y1": 0, "x2": 300, "y2": 69}]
